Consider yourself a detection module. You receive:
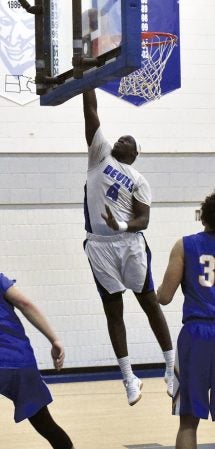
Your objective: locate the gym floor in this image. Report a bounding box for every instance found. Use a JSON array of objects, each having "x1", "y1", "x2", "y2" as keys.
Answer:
[{"x1": 0, "y1": 377, "x2": 214, "y2": 449}]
